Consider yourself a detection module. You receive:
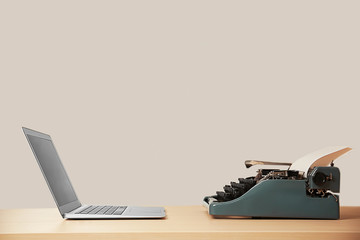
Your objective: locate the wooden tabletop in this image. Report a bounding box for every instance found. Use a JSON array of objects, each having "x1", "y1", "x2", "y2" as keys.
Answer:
[{"x1": 0, "y1": 206, "x2": 359, "y2": 240}]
